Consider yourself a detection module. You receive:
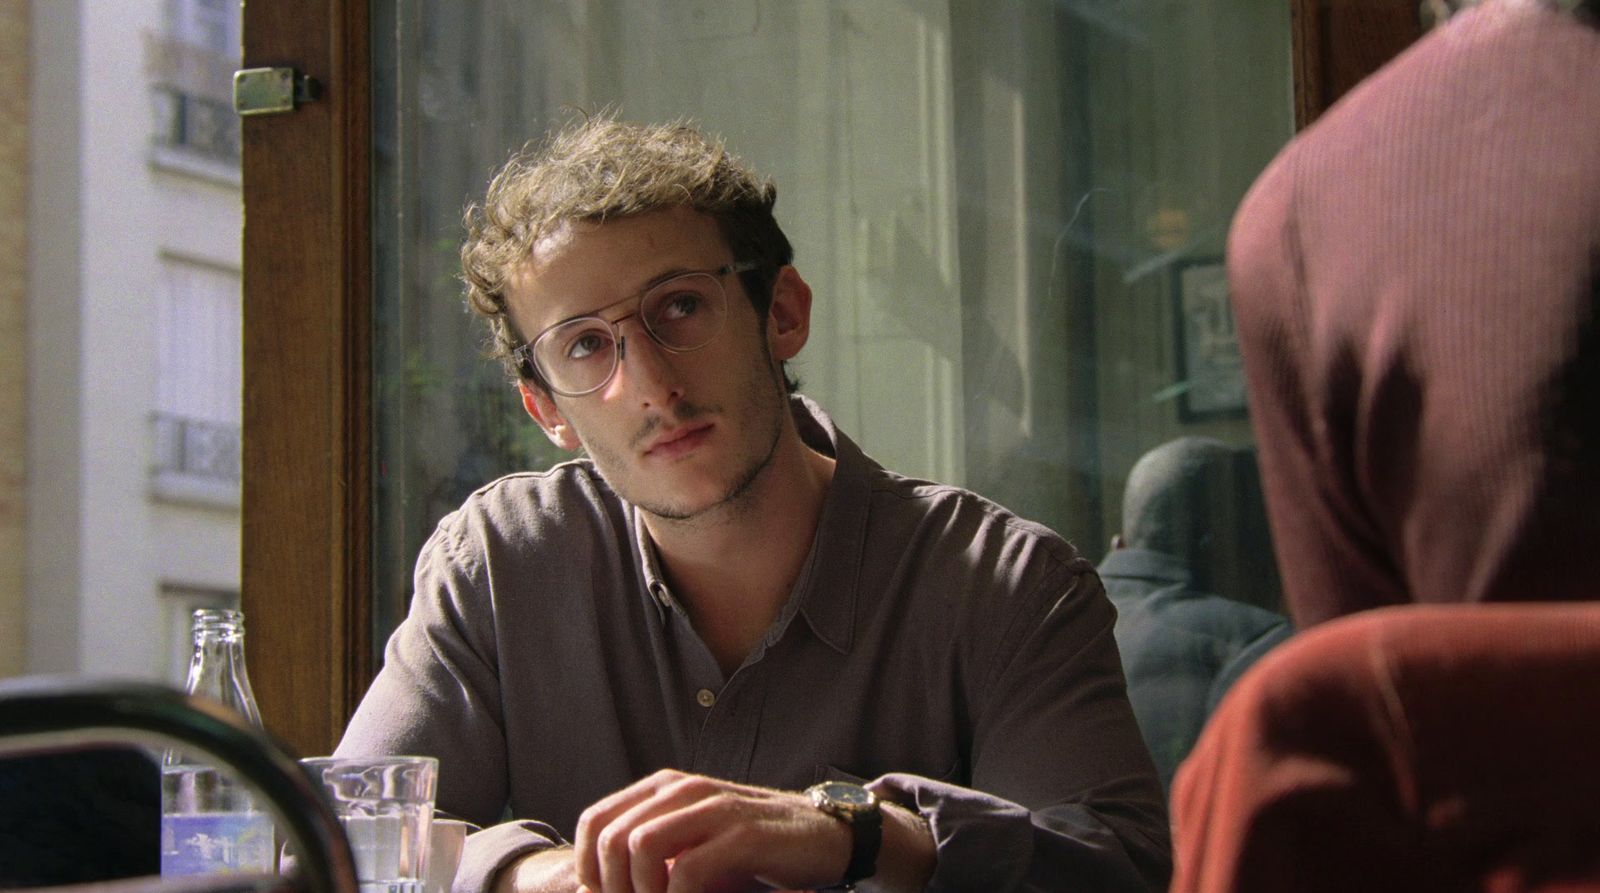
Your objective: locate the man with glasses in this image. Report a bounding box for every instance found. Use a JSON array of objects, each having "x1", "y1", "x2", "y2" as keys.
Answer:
[{"x1": 337, "y1": 116, "x2": 1169, "y2": 893}]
